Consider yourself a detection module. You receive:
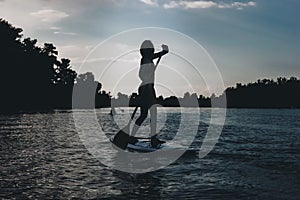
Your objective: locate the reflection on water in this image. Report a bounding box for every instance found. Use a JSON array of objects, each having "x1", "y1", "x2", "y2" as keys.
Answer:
[{"x1": 0, "y1": 108, "x2": 300, "y2": 199}]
